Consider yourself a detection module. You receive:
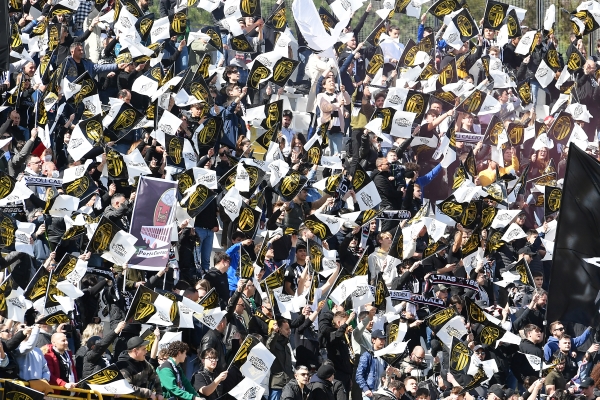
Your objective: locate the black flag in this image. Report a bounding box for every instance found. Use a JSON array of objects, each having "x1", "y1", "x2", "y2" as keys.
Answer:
[{"x1": 547, "y1": 145, "x2": 600, "y2": 327}]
